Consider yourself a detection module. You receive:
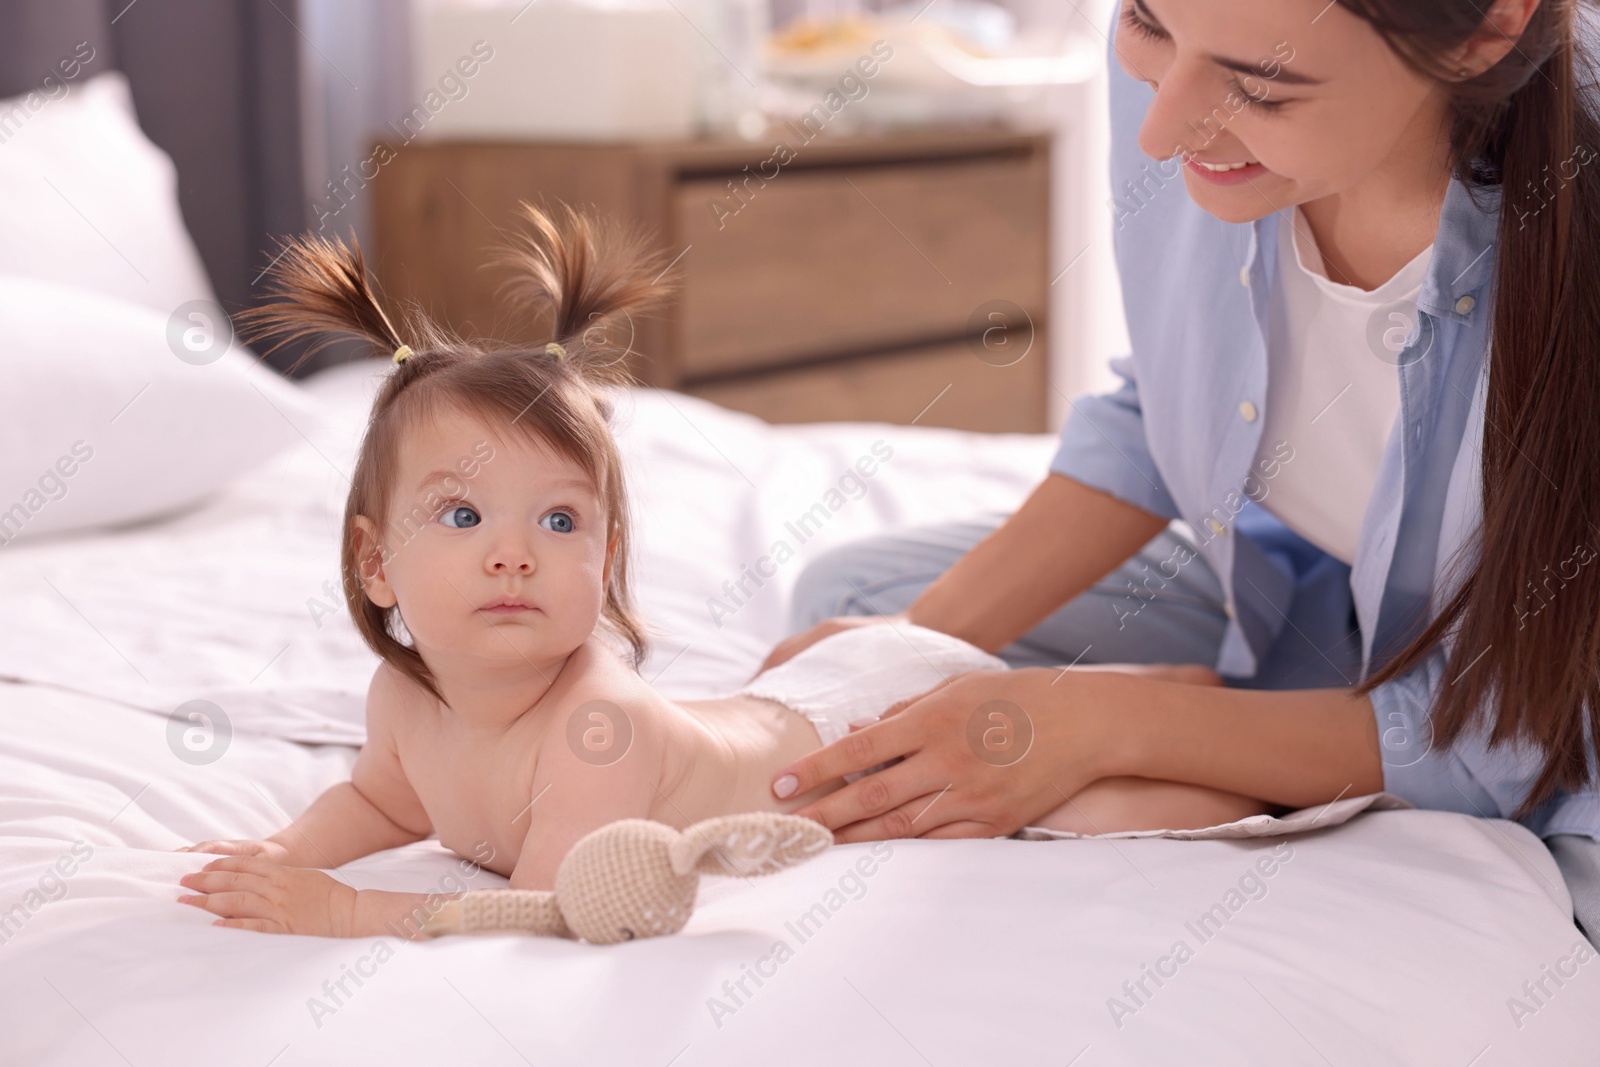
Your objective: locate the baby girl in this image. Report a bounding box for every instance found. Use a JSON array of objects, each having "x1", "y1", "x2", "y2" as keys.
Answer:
[{"x1": 178, "y1": 204, "x2": 1265, "y2": 938}]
